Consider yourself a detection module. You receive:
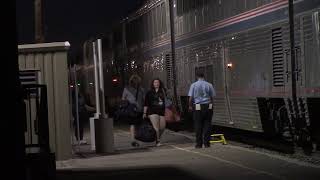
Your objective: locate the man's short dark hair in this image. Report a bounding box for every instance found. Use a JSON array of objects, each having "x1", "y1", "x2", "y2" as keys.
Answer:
[{"x1": 196, "y1": 72, "x2": 205, "y2": 78}]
